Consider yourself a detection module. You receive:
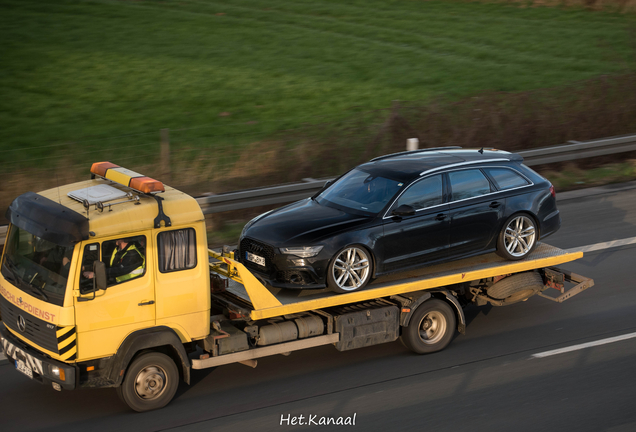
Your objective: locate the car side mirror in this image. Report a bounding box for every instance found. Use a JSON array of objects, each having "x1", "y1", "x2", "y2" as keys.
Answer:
[
  {"x1": 392, "y1": 204, "x2": 416, "y2": 217},
  {"x1": 312, "y1": 179, "x2": 335, "y2": 200},
  {"x1": 93, "y1": 260, "x2": 107, "y2": 291}
]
